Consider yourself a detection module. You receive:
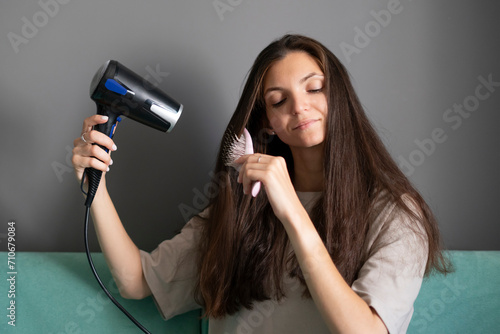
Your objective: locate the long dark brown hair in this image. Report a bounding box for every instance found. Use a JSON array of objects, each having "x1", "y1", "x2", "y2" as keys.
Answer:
[{"x1": 195, "y1": 34, "x2": 450, "y2": 318}]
